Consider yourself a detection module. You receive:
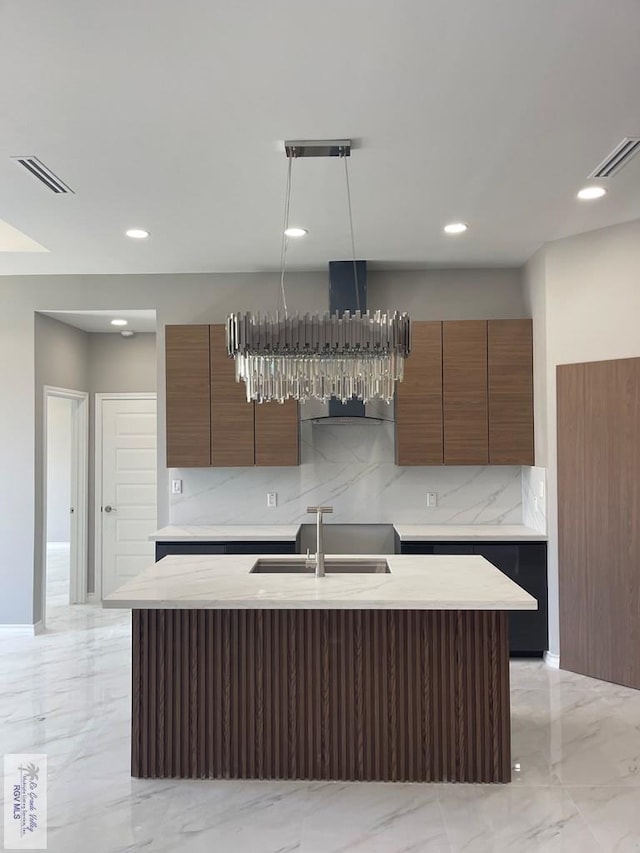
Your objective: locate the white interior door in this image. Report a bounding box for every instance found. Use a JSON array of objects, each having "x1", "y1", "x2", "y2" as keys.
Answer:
[{"x1": 101, "y1": 396, "x2": 157, "y2": 598}]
